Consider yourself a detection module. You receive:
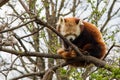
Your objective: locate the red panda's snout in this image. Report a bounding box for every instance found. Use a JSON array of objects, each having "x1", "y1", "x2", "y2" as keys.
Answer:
[
  {"x1": 66, "y1": 35, "x2": 76, "y2": 41},
  {"x1": 64, "y1": 34, "x2": 77, "y2": 41},
  {"x1": 63, "y1": 34, "x2": 77, "y2": 49}
]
